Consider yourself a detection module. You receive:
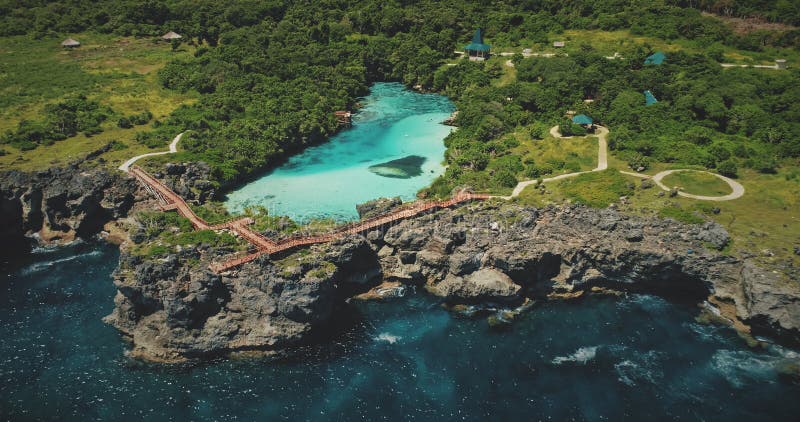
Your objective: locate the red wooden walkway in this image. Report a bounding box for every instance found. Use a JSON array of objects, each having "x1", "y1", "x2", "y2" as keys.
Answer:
[{"x1": 128, "y1": 166, "x2": 490, "y2": 273}]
